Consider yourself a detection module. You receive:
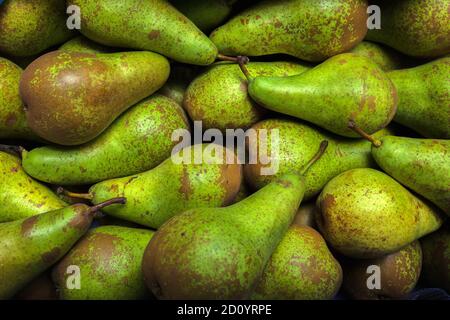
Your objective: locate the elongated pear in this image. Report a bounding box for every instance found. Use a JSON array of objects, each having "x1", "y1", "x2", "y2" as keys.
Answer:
[
  {"x1": 252, "y1": 226, "x2": 342, "y2": 300},
  {"x1": 142, "y1": 141, "x2": 328, "y2": 299},
  {"x1": 0, "y1": 198, "x2": 126, "y2": 299},
  {"x1": 20, "y1": 51, "x2": 170, "y2": 145},
  {"x1": 316, "y1": 168, "x2": 443, "y2": 258},
  {"x1": 53, "y1": 226, "x2": 154, "y2": 300},
  {"x1": 366, "y1": 0, "x2": 450, "y2": 58},
  {"x1": 21, "y1": 95, "x2": 190, "y2": 186},
  {"x1": 388, "y1": 57, "x2": 450, "y2": 139},
  {"x1": 210, "y1": 0, "x2": 368, "y2": 62},
  {"x1": 0, "y1": 0, "x2": 73, "y2": 57},
  {"x1": 350, "y1": 41, "x2": 405, "y2": 71},
  {"x1": 245, "y1": 54, "x2": 398, "y2": 137},
  {"x1": 184, "y1": 61, "x2": 310, "y2": 131},
  {"x1": 68, "y1": 0, "x2": 218, "y2": 65},
  {"x1": 0, "y1": 151, "x2": 66, "y2": 223}
]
